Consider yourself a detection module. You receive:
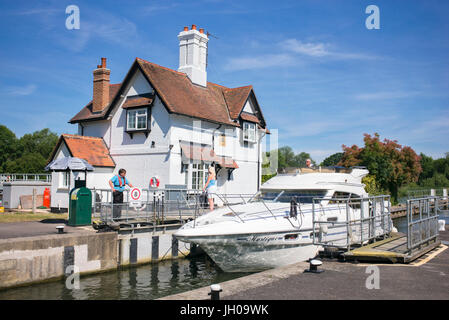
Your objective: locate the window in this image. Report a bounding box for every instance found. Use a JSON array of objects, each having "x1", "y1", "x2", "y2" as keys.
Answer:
[
  {"x1": 219, "y1": 134, "x2": 226, "y2": 147},
  {"x1": 60, "y1": 172, "x2": 70, "y2": 188},
  {"x1": 243, "y1": 121, "x2": 256, "y2": 143},
  {"x1": 184, "y1": 162, "x2": 210, "y2": 190},
  {"x1": 127, "y1": 108, "x2": 148, "y2": 130}
]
